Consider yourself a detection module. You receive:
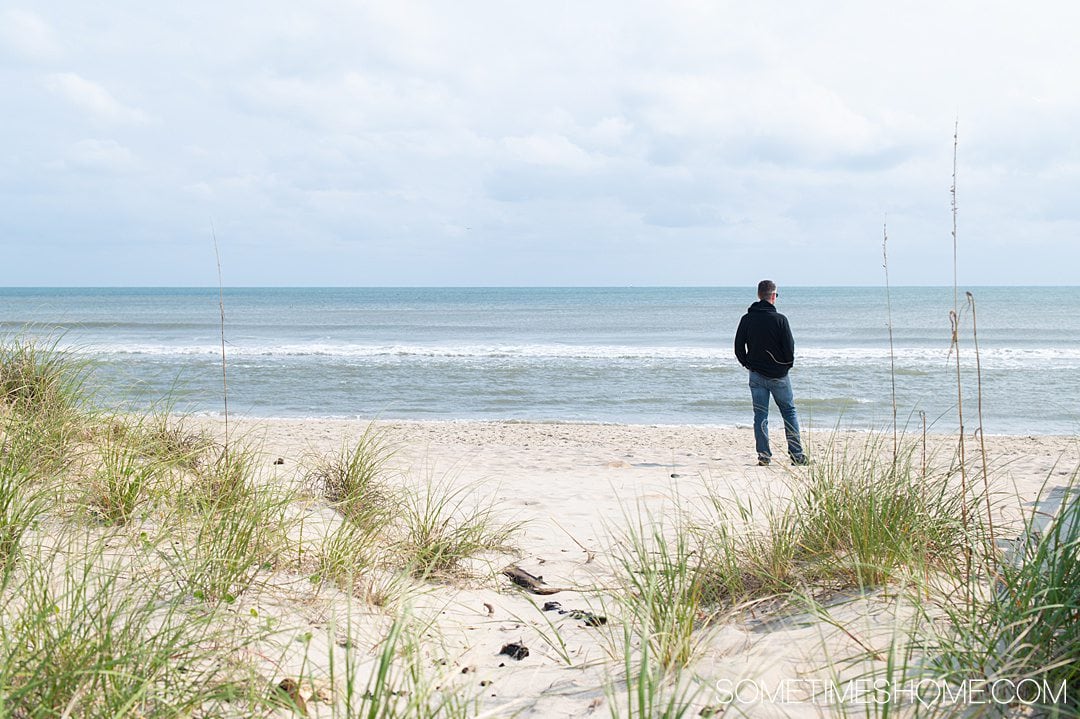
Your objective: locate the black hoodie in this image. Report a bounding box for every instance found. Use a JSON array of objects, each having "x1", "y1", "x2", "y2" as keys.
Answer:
[{"x1": 733, "y1": 300, "x2": 795, "y2": 379}]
